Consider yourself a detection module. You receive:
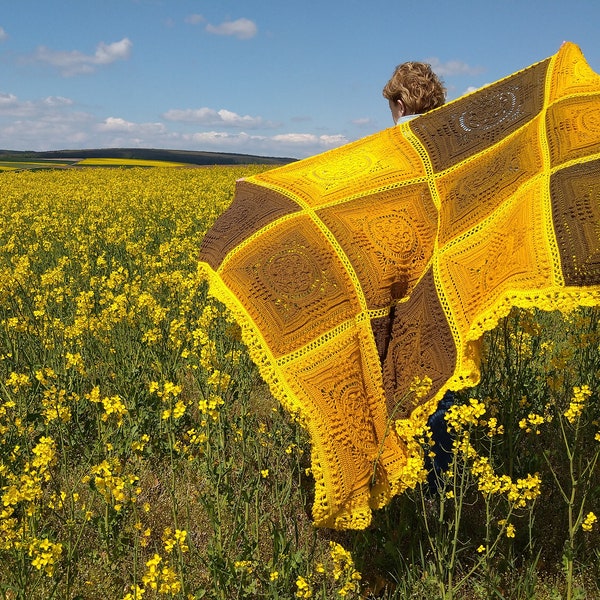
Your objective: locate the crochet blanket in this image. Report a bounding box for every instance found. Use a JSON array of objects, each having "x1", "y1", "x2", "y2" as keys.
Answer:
[{"x1": 198, "y1": 42, "x2": 600, "y2": 529}]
